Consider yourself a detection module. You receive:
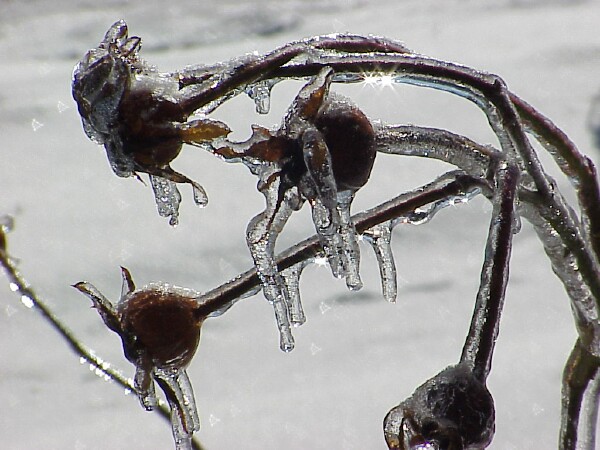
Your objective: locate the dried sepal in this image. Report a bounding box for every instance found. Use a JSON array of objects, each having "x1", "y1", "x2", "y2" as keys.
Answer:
[{"x1": 72, "y1": 20, "x2": 230, "y2": 226}]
